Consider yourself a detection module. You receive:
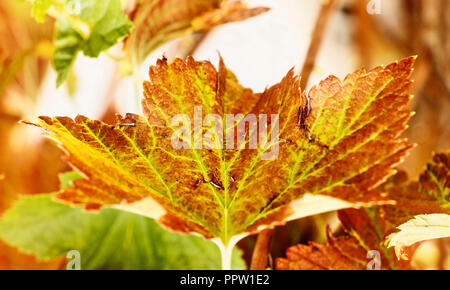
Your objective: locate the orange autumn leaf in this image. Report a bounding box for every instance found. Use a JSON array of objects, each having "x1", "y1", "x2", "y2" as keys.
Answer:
[
  {"x1": 191, "y1": 1, "x2": 270, "y2": 31},
  {"x1": 276, "y1": 152, "x2": 450, "y2": 269},
  {"x1": 275, "y1": 208, "x2": 415, "y2": 270},
  {"x1": 24, "y1": 56, "x2": 416, "y2": 250},
  {"x1": 381, "y1": 153, "x2": 450, "y2": 230}
]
